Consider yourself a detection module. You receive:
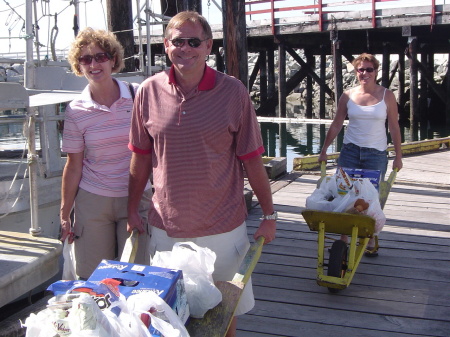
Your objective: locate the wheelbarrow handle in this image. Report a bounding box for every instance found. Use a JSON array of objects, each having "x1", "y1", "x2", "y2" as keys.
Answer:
[
  {"x1": 387, "y1": 167, "x2": 399, "y2": 186},
  {"x1": 233, "y1": 236, "x2": 265, "y2": 285},
  {"x1": 320, "y1": 161, "x2": 327, "y2": 178}
]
